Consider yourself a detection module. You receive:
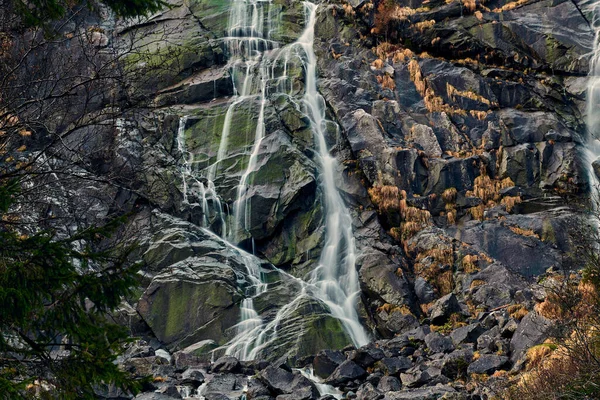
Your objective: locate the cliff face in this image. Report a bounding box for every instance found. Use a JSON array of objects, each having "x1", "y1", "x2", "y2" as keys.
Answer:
[{"x1": 27, "y1": 0, "x2": 595, "y2": 391}]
